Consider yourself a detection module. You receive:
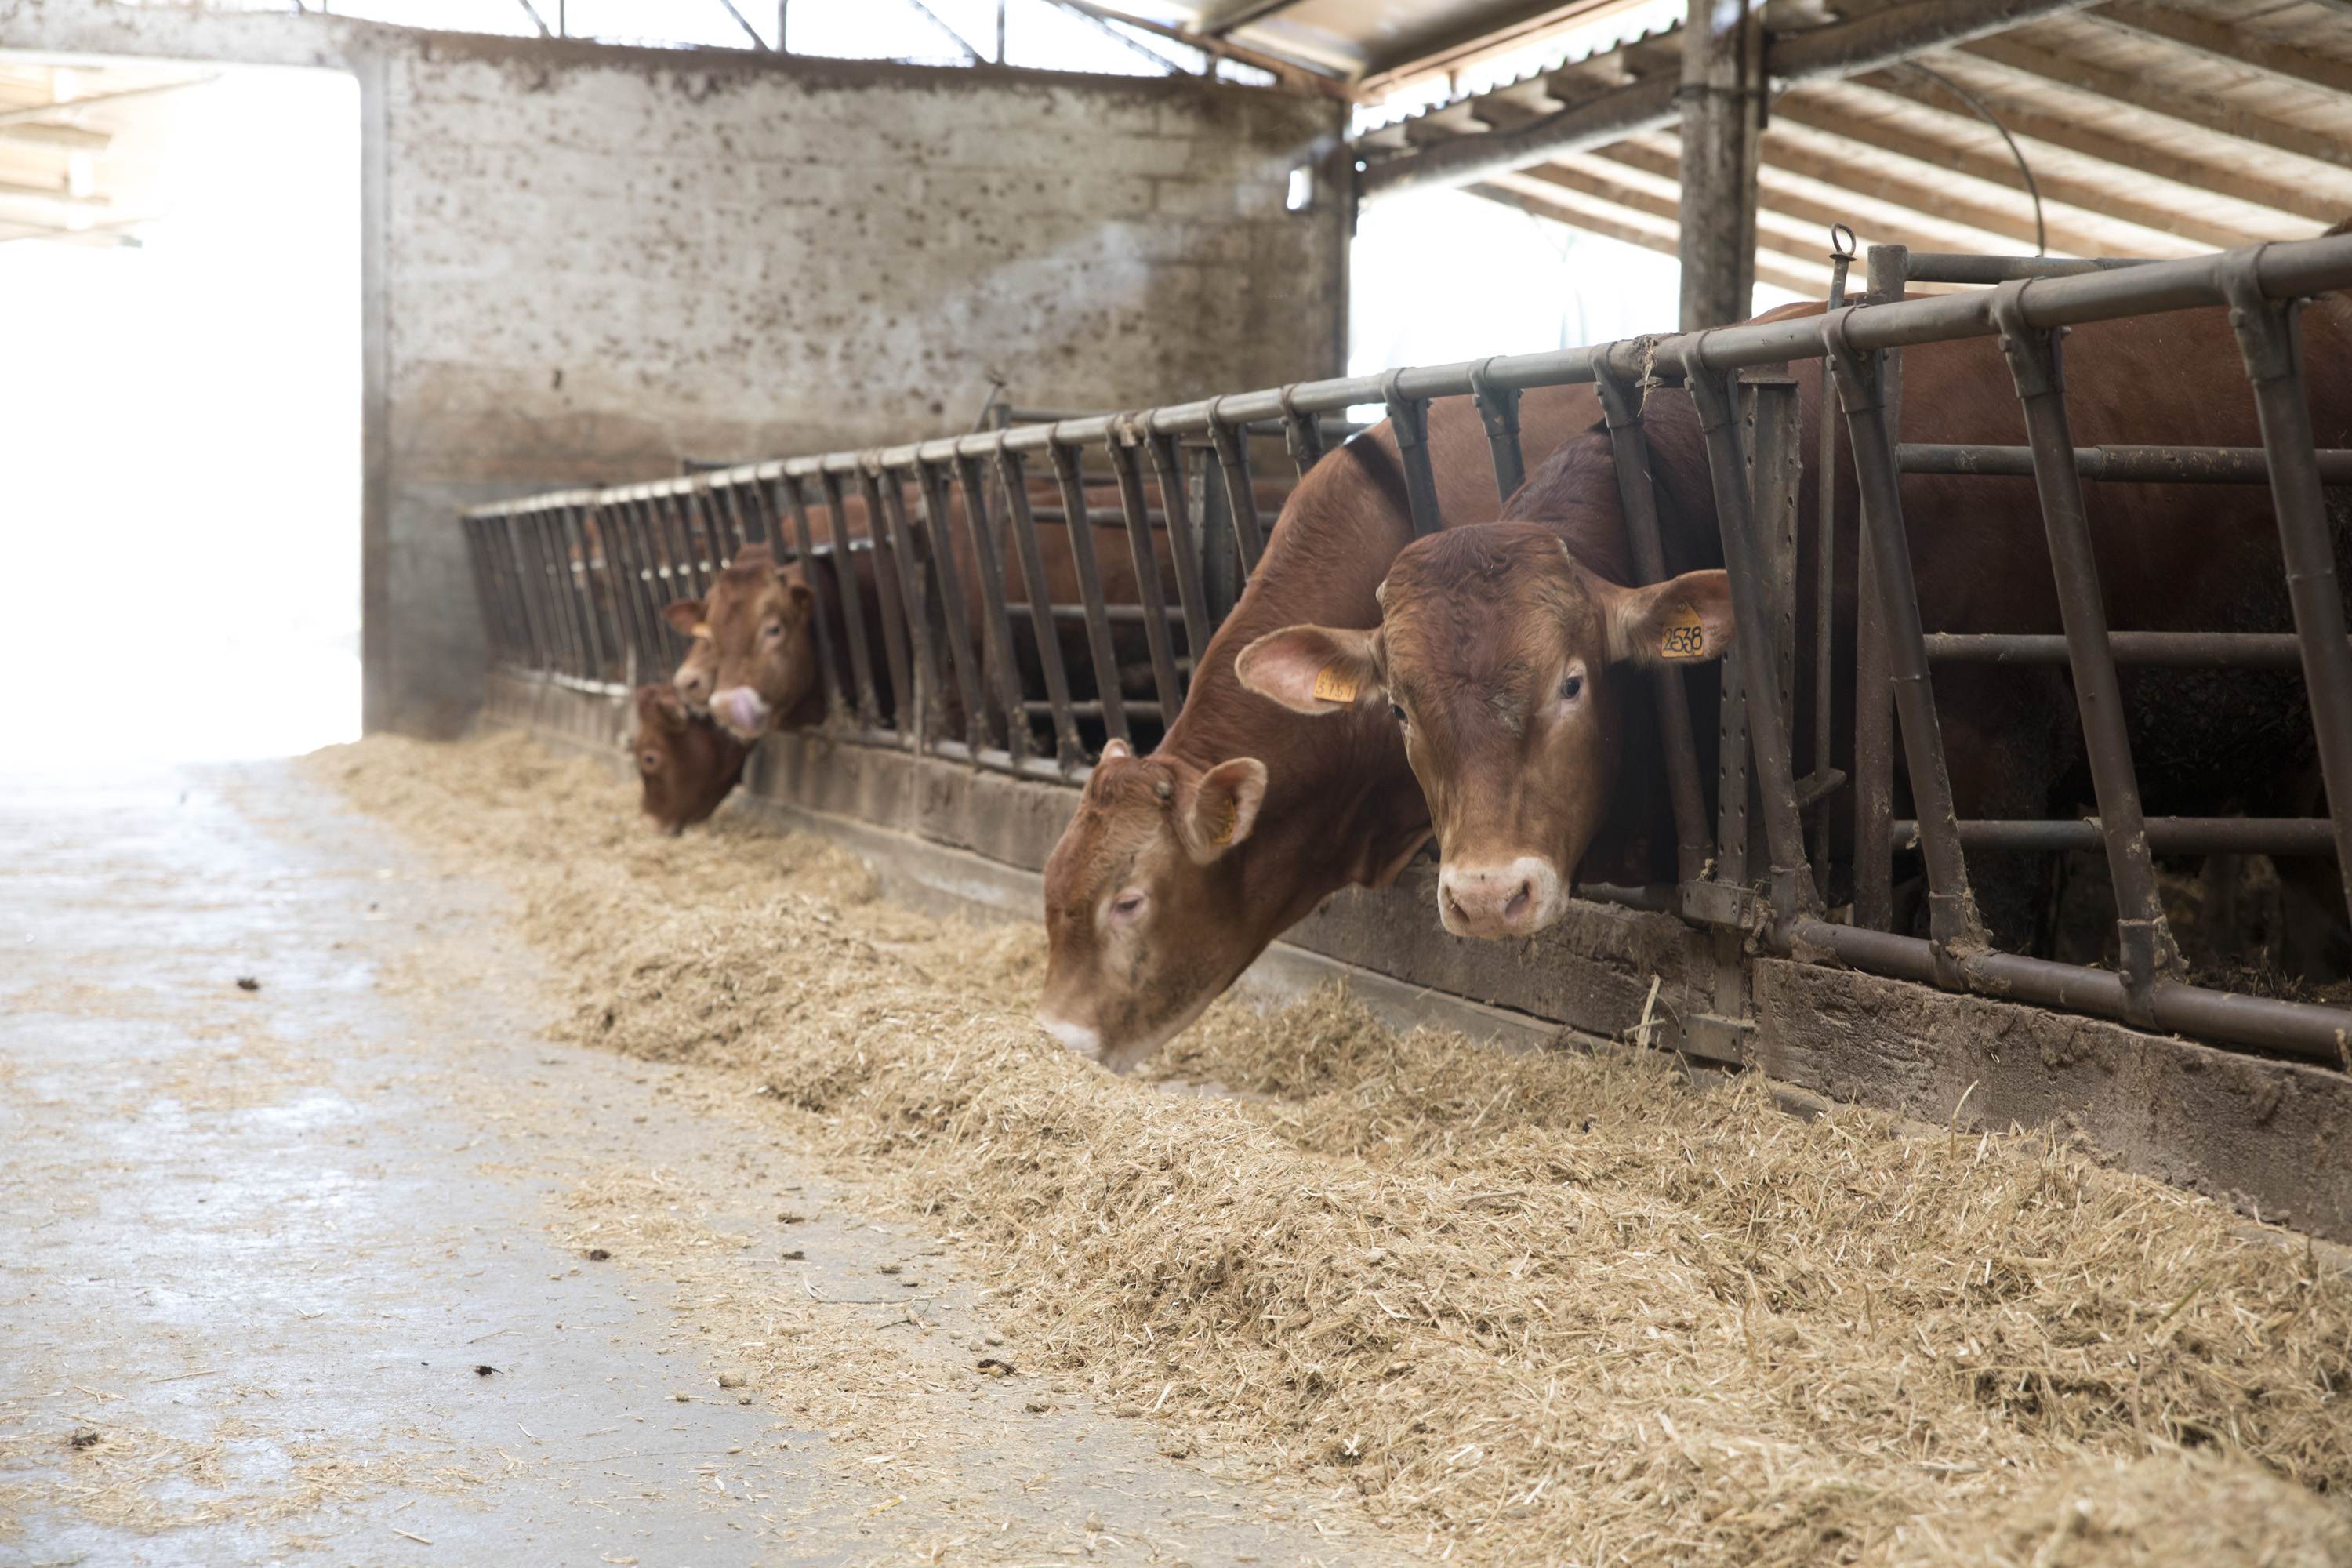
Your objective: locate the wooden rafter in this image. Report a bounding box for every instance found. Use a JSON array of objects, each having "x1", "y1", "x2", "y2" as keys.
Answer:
[
  {"x1": 2082, "y1": 2, "x2": 2352, "y2": 99},
  {"x1": 1497, "y1": 162, "x2": 1867, "y2": 281},
  {"x1": 1468, "y1": 176, "x2": 1833, "y2": 297}
]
